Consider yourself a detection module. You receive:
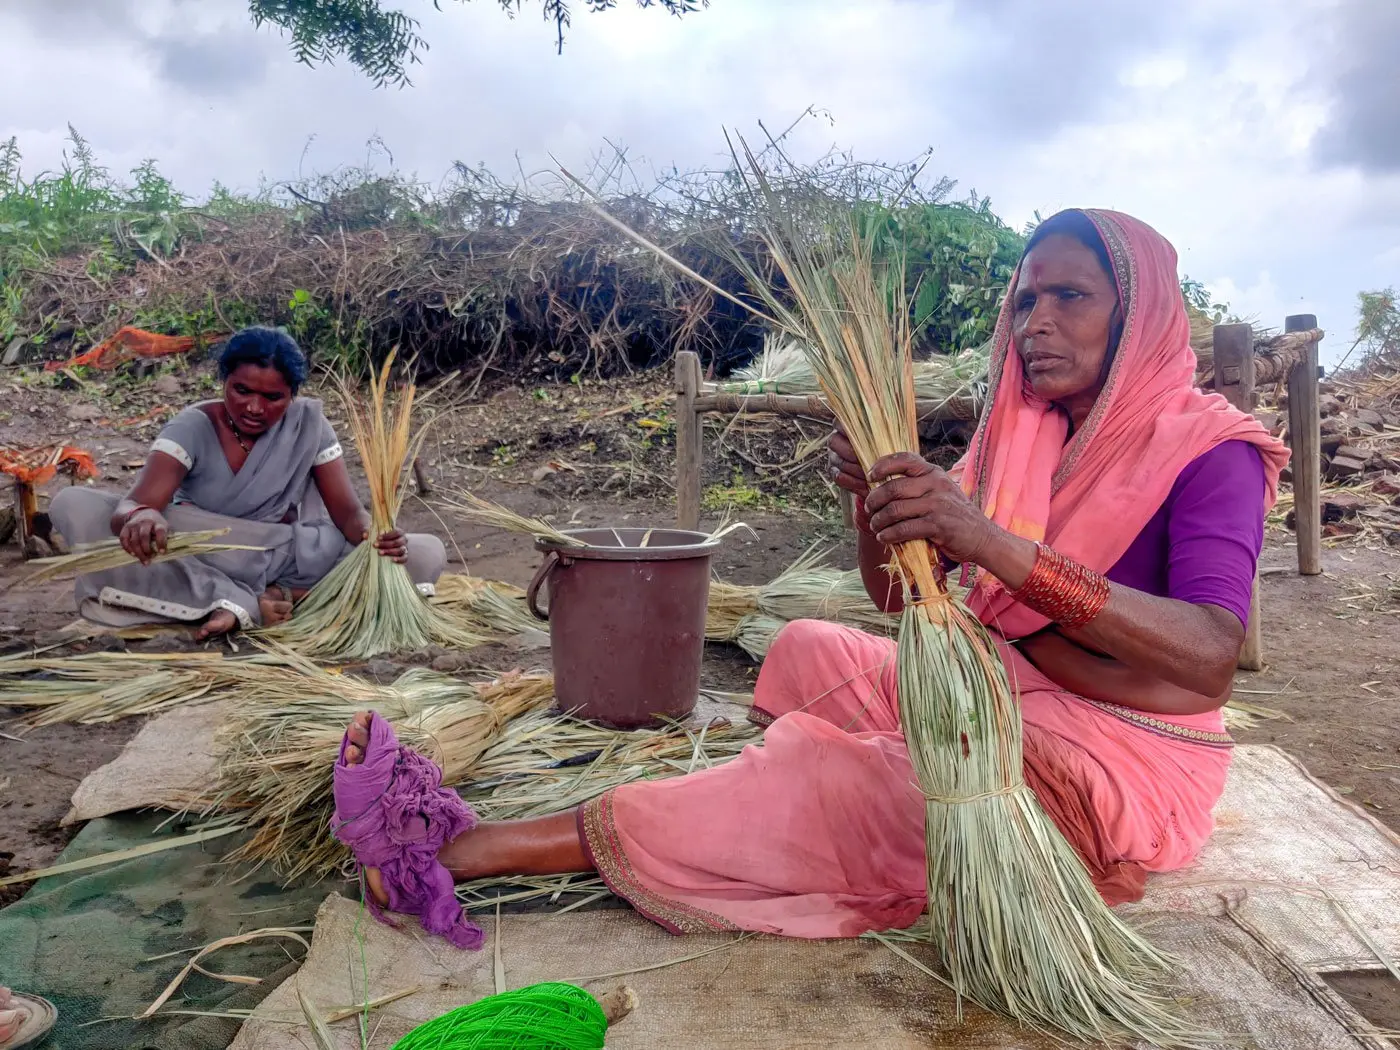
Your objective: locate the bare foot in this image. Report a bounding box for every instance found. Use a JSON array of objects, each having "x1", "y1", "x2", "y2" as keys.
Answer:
[
  {"x1": 343, "y1": 711, "x2": 389, "y2": 907},
  {"x1": 259, "y1": 589, "x2": 294, "y2": 626},
  {"x1": 194, "y1": 608, "x2": 239, "y2": 641}
]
